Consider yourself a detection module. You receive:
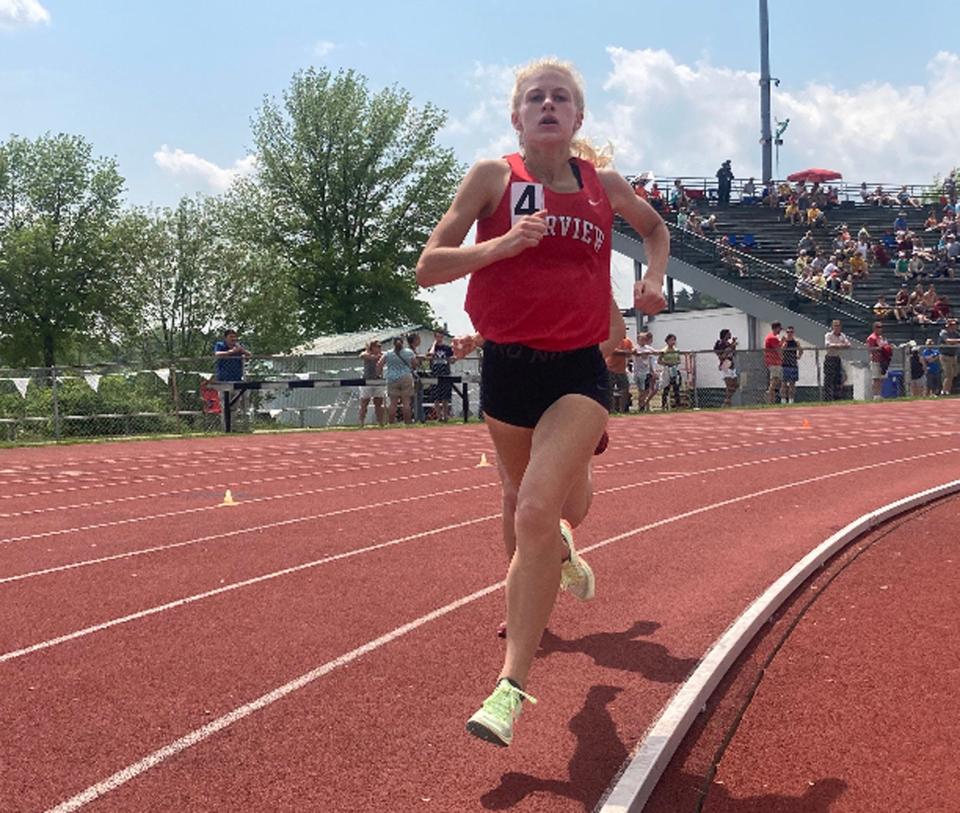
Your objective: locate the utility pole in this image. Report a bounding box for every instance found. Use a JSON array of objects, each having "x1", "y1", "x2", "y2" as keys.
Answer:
[{"x1": 759, "y1": 0, "x2": 773, "y2": 184}]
